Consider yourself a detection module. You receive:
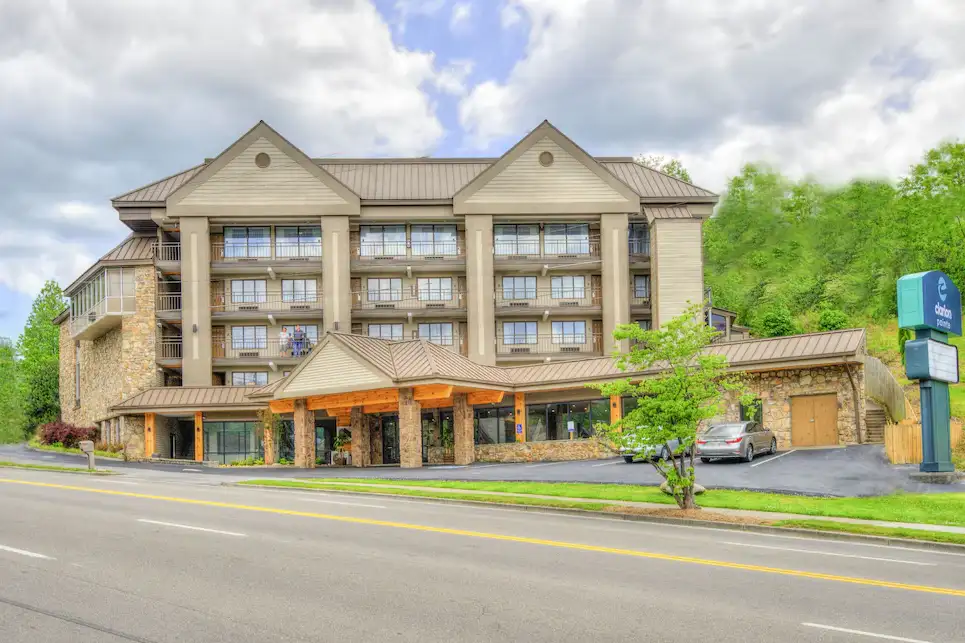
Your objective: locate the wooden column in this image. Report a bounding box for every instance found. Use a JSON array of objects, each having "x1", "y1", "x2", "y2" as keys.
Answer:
[
  {"x1": 398, "y1": 388, "x2": 423, "y2": 468},
  {"x1": 350, "y1": 407, "x2": 370, "y2": 468},
  {"x1": 514, "y1": 392, "x2": 526, "y2": 442},
  {"x1": 194, "y1": 411, "x2": 203, "y2": 461},
  {"x1": 294, "y1": 398, "x2": 316, "y2": 468},
  {"x1": 610, "y1": 395, "x2": 623, "y2": 429},
  {"x1": 453, "y1": 393, "x2": 474, "y2": 465},
  {"x1": 144, "y1": 413, "x2": 156, "y2": 459}
]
